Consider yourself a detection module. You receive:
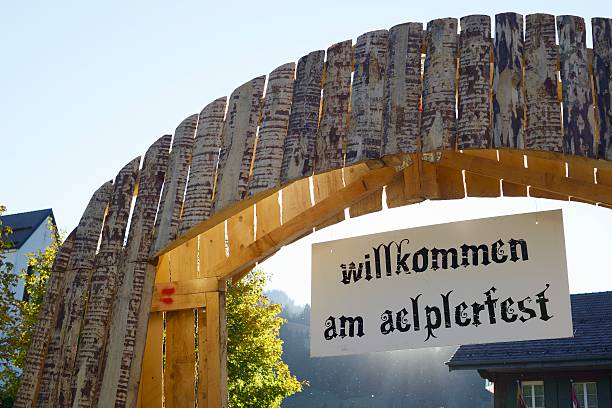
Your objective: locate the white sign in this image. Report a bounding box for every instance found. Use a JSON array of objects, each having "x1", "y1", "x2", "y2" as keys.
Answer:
[{"x1": 311, "y1": 210, "x2": 573, "y2": 357}]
